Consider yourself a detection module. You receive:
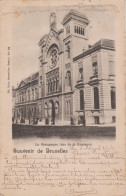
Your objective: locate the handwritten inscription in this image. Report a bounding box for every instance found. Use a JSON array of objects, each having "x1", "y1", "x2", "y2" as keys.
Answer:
[
  {"x1": 2, "y1": 145, "x2": 126, "y2": 195},
  {"x1": 0, "y1": 5, "x2": 119, "y2": 17}
]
